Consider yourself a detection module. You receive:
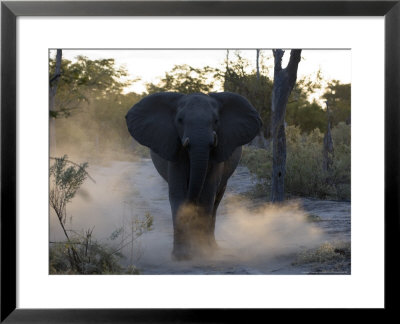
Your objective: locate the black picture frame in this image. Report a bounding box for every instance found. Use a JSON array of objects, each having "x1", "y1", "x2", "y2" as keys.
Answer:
[{"x1": 1, "y1": 0, "x2": 398, "y2": 321}]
